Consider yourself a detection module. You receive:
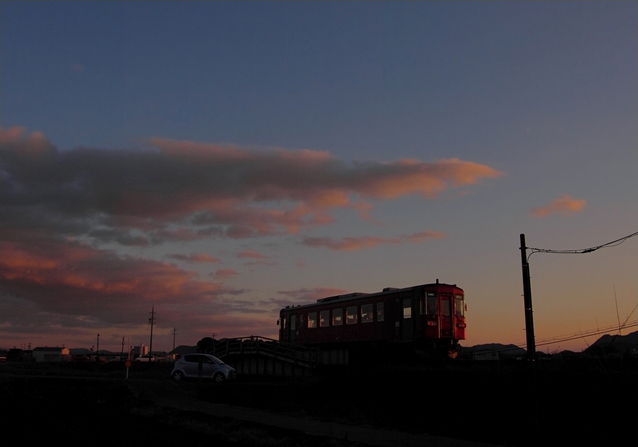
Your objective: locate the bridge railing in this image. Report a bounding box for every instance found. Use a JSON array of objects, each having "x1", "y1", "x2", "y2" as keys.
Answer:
[{"x1": 207, "y1": 336, "x2": 318, "y2": 368}]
